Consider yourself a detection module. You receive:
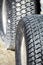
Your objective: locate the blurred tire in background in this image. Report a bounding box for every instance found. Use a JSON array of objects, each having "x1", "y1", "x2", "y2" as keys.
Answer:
[{"x1": 1, "y1": 0, "x2": 40, "y2": 50}]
